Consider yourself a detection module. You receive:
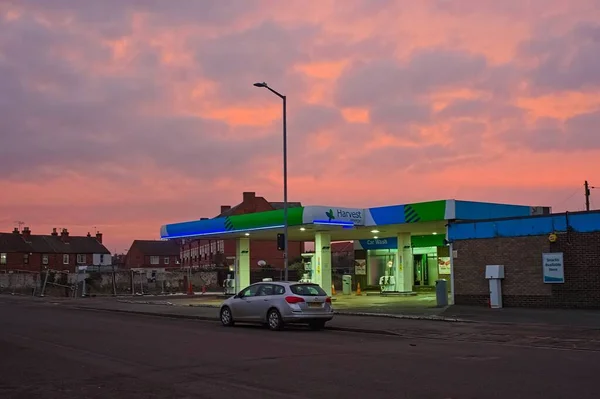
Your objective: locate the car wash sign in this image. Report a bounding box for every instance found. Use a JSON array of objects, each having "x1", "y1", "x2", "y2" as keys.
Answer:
[
  {"x1": 542, "y1": 252, "x2": 565, "y2": 284},
  {"x1": 303, "y1": 206, "x2": 365, "y2": 226}
]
